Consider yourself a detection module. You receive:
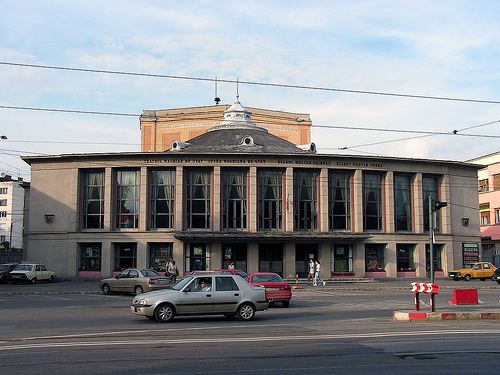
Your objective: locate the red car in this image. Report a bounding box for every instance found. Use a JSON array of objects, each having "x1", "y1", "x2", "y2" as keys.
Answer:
[{"x1": 247, "y1": 272, "x2": 292, "y2": 307}]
